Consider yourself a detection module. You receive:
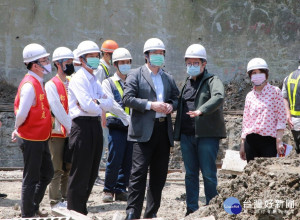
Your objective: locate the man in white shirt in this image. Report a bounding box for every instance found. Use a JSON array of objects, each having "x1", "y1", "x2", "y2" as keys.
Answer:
[
  {"x1": 45, "y1": 47, "x2": 74, "y2": 208},
  {"x1": 101, "y1": 48, "x2": 132, "y2": 203},
  {"x1": 93, "y1": 39, "x2": 119, "y2": 186},
  {"x1": 12, "y1": 43, "x2": 54, "y2": 218},
  {"x1": 67, "y1": 40, "x2": 112, "y2": 215}
]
